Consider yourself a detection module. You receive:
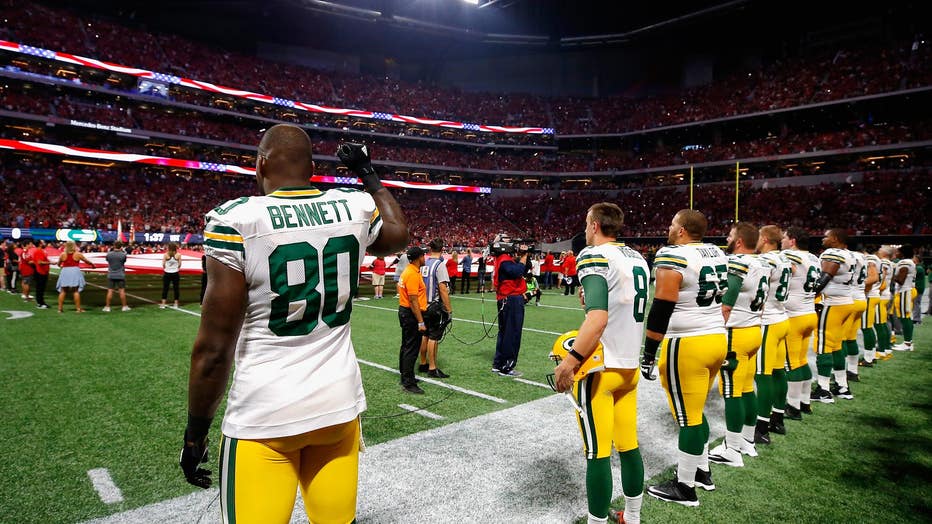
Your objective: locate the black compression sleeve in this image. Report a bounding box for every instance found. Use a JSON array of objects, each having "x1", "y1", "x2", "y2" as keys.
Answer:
[
  {"x1": 813, "y1": 271, "x2": 833, "y2": 296},
  {"x1": 646, "y1": 298, "x2": 676, "y2": 335}
]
